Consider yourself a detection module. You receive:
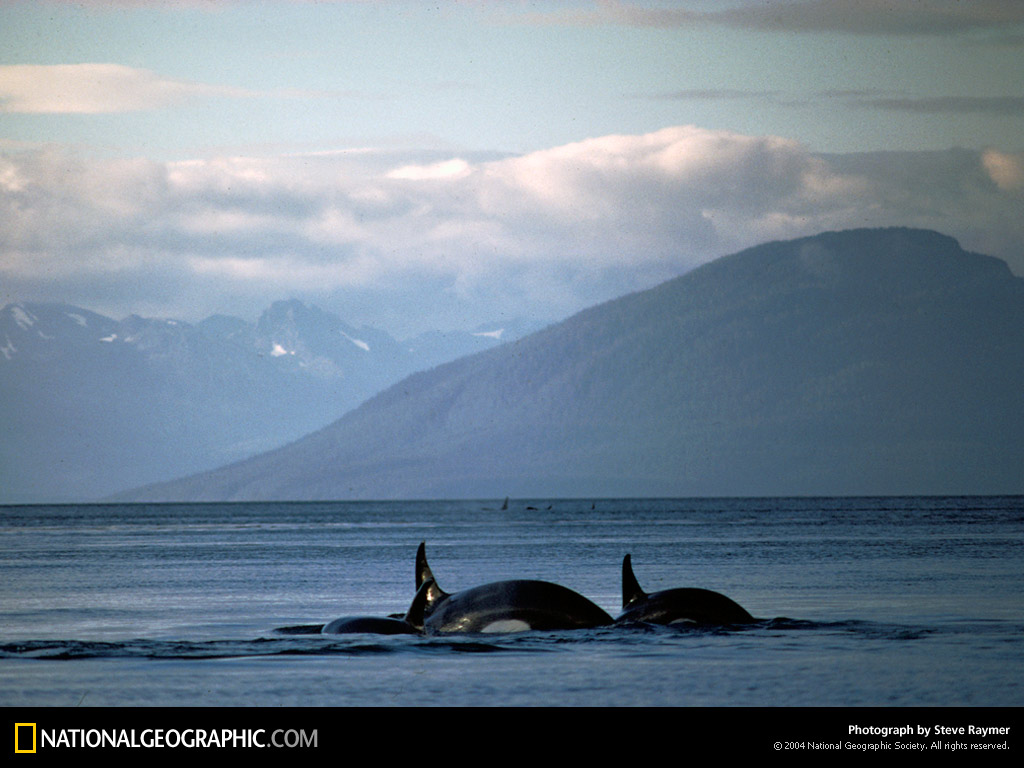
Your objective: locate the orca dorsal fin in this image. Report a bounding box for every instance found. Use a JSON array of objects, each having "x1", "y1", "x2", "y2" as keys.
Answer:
[
  {"x1": 622, "y1": 554, "x2": 647, "y2": 608},
  {"x1": 424, "y1": 576, "x2": 448, "y2": 613},
  {"x1": 404, "y1": 577, "x2": 449, "y2": 630},
  {"x1": 415, "y1": 541, "x2": 436, "y2": 590},
  {"x1": 404, "y1": 578, "x2": 433, "y2": 630}
]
